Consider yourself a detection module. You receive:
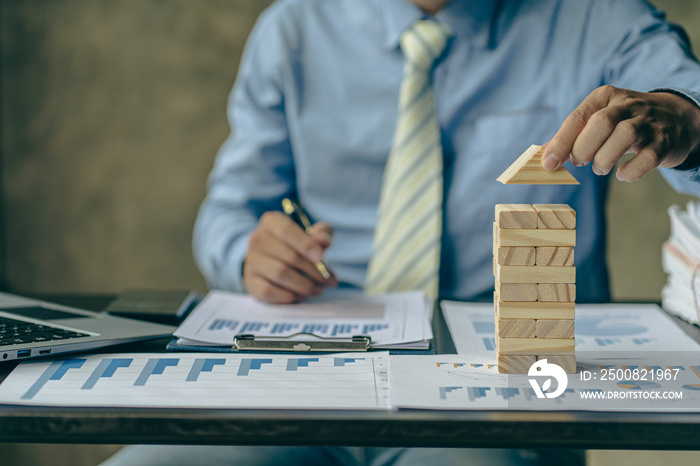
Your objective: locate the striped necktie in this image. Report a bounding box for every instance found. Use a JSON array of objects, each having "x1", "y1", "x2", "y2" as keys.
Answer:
[{"x1": 365, "y1": 20, "x2": 451, "y2": 299}]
